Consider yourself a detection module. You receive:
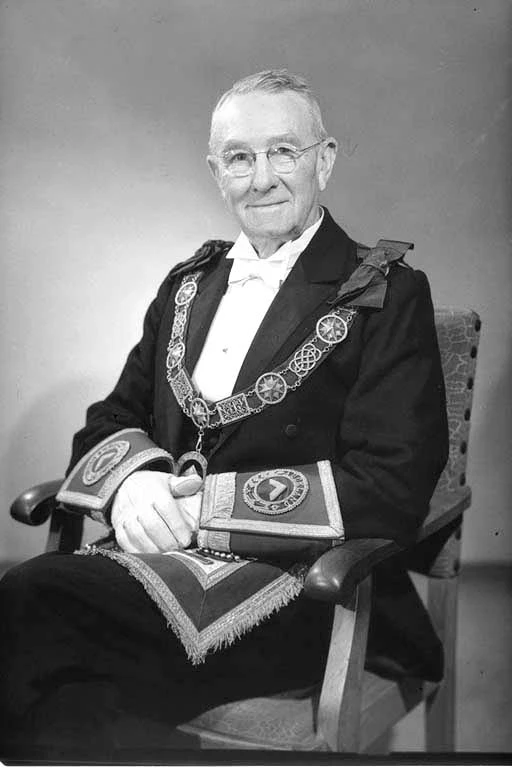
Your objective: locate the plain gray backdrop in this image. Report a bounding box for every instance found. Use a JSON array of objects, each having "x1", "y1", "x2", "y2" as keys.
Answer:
[{"x1": 1, "y1": 0, "x2": 511, "y2": 564}]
